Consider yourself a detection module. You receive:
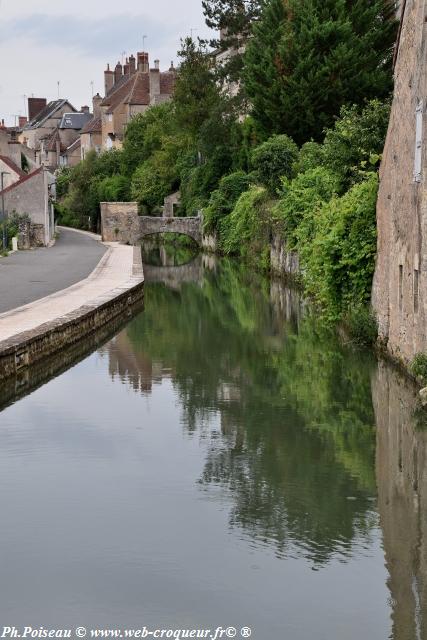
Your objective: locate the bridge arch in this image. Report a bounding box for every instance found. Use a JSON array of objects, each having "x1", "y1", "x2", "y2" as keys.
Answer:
[{"x1": 101, "y1": 202, "x2": 203, "y2": 247}]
